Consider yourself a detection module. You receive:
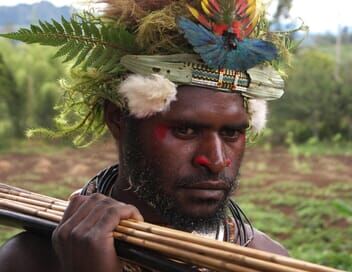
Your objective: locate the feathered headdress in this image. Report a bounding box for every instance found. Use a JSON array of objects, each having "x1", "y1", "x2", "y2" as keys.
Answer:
[{"x1": 0, "y1": 0, "x2": 304, "y2": 146}]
